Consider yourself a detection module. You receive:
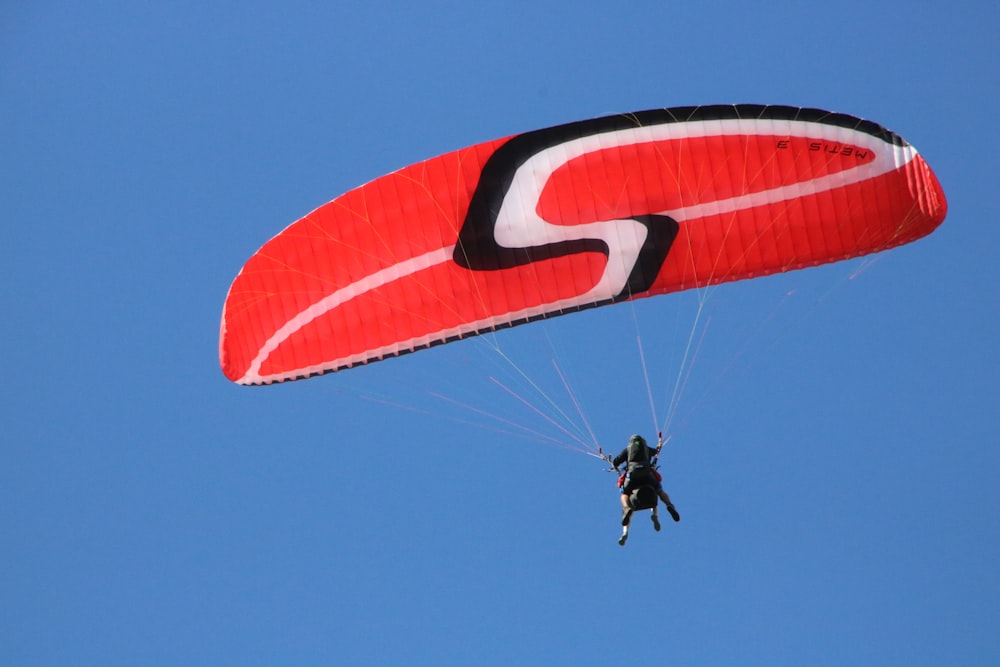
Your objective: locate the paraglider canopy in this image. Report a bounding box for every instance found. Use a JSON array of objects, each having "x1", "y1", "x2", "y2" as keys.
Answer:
[{"x1": 219, "y1": 104, "x2": 946, "y2": 386}]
